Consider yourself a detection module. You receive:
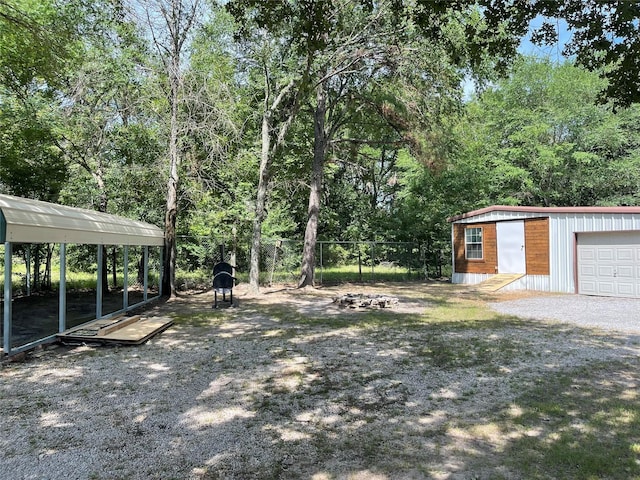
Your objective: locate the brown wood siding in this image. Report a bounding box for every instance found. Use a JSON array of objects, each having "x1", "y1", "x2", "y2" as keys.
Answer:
[
  {"x1": 453, "y1": 223, "x2": 497, "y2": 274},
  {"x1": 524, "y1": 217, "x2": 550, "y2": 275}
]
